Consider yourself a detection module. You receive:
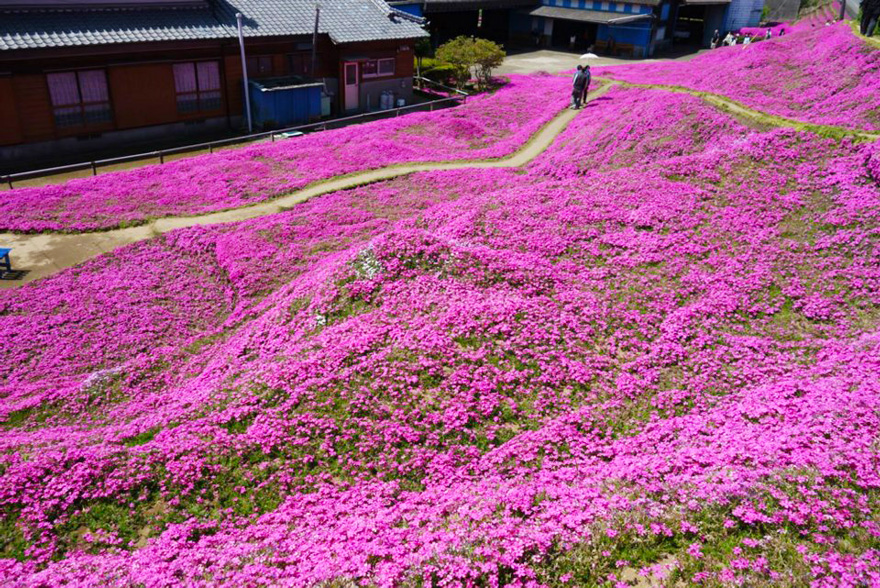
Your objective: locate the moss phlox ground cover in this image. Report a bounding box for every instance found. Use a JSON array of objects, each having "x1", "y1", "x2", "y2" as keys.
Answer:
[
  {"x1": 597, "y1": 24, "x2": 880, "y2": 132},
  {"x1": 0, "y1": 74, "x2": 568, "y2": 233},
  {"x1": 2, "y1": 24, "x2": 880, "y2": 588}
]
